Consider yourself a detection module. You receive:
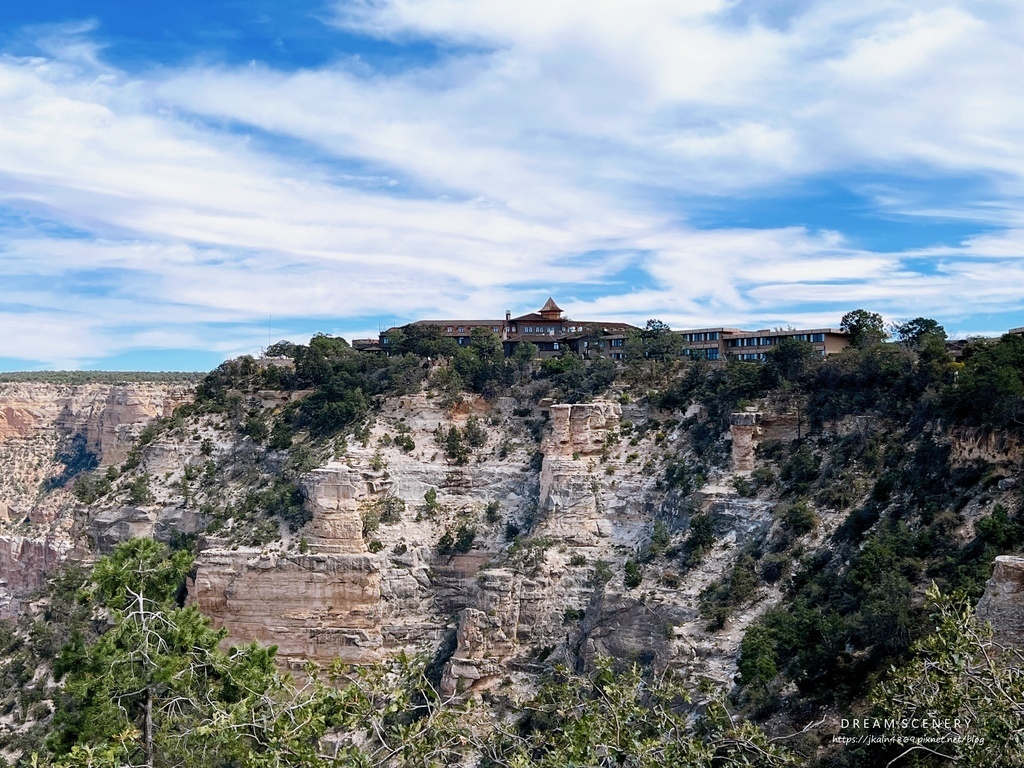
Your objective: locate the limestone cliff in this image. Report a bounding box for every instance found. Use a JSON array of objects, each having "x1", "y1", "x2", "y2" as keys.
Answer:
[
  {"x1": 17, "y1": 371, "x2": 1016, "y2": 708},
  {"x1": 189, "y1": 464, "x2": 384, "y2": 664},
  {"x1": 0, "y1": 380, "x2": 192, "y2": 617},
  {"x1": 977, "y1": 555, "x2": 1024, "y2": 645}
]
